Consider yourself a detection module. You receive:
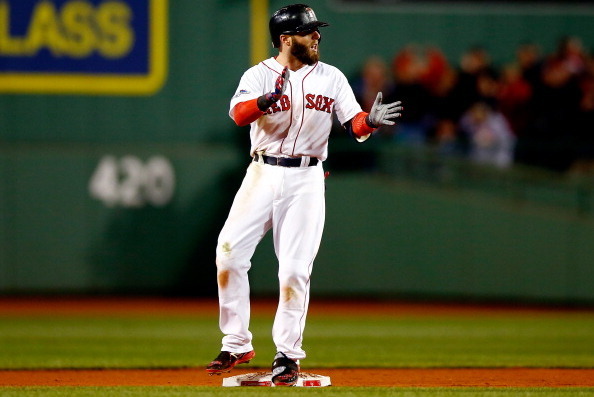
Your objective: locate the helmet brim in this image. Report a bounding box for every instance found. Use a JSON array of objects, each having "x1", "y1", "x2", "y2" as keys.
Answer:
[{"x1": 282, "y1": 21, "x2": 329, "y2": 35}]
